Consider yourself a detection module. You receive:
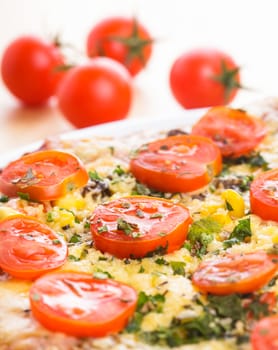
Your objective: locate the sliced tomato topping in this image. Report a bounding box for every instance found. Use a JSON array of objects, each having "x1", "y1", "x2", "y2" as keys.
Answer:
[
  {"x1": 251, "y1": 315, "x2": 278, "y2": 350},
  {"x1": 90, "y1": 195, "x2": 192, "y2": 259},
  {"x1": 250, "y1": 168, "x2": 278, "y2": 222},
  {"x1": 130, "y1": 135, "x2": 222, "y2": 193},
  {"x1": 29, "y1": 271, "x2": 137, "y2": 337},
  {"x1": 192, "y1": 251, "x2": 277, "y2": 295},
  {"x1": 0, "y1": 150, "x2": 89, "y2": 201},
  {"x1": 191, "y1": 106, "x2": 266, "y2": 158},
  {"x1": 0, "y1": 216, "x2": 67, "y2": 279}
]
